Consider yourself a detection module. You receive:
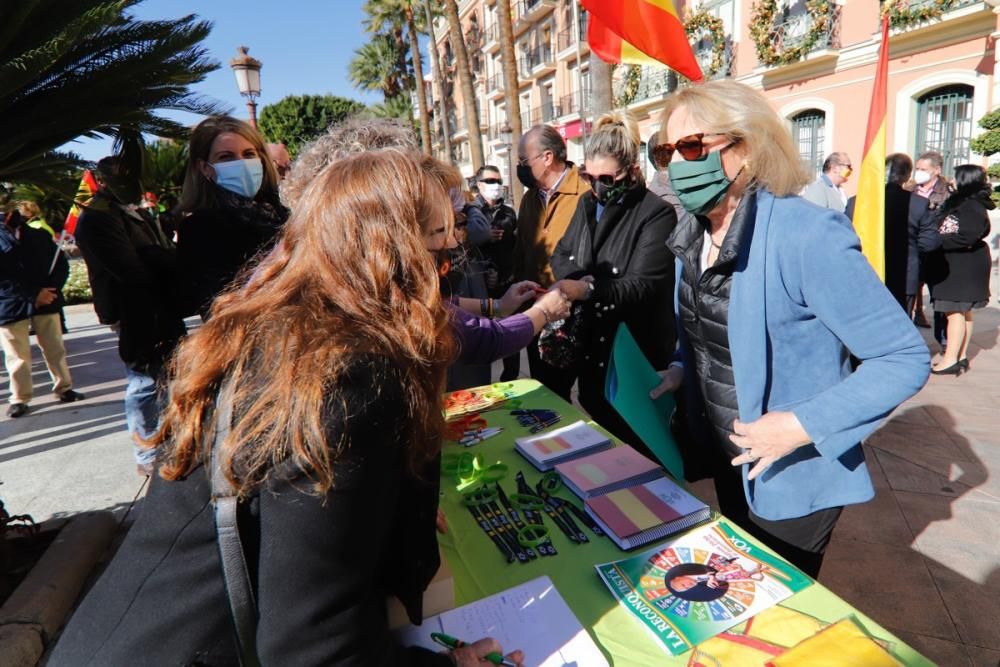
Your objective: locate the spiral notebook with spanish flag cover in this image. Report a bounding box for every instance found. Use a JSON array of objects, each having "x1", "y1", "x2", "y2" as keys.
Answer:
[
  {"x1": 514, "y1": 420, "x2": 613, "y2": 471},
  {"x1": 585, "y1": 475, "x2": 710, "y2": 550}
]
